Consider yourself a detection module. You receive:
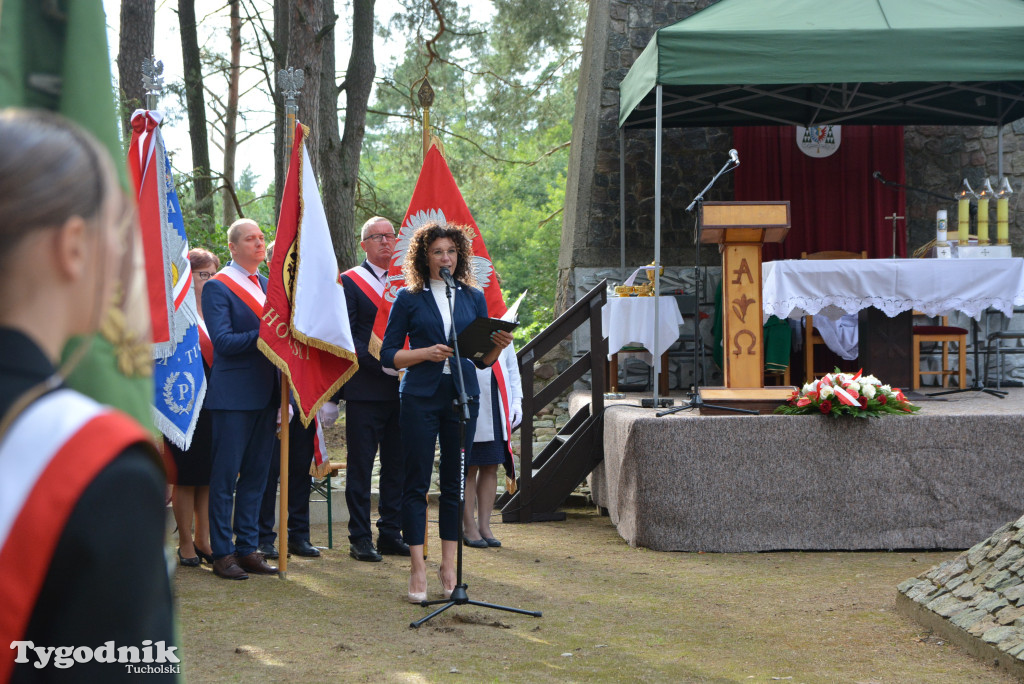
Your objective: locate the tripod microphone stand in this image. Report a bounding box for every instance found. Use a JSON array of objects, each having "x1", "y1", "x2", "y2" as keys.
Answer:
[
  {"x1": 659, "y1": 151, "x2": 757, "y2": 417},
  {"x1": 411, "y1": 270, "x2": 542, "y2": 629}
]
